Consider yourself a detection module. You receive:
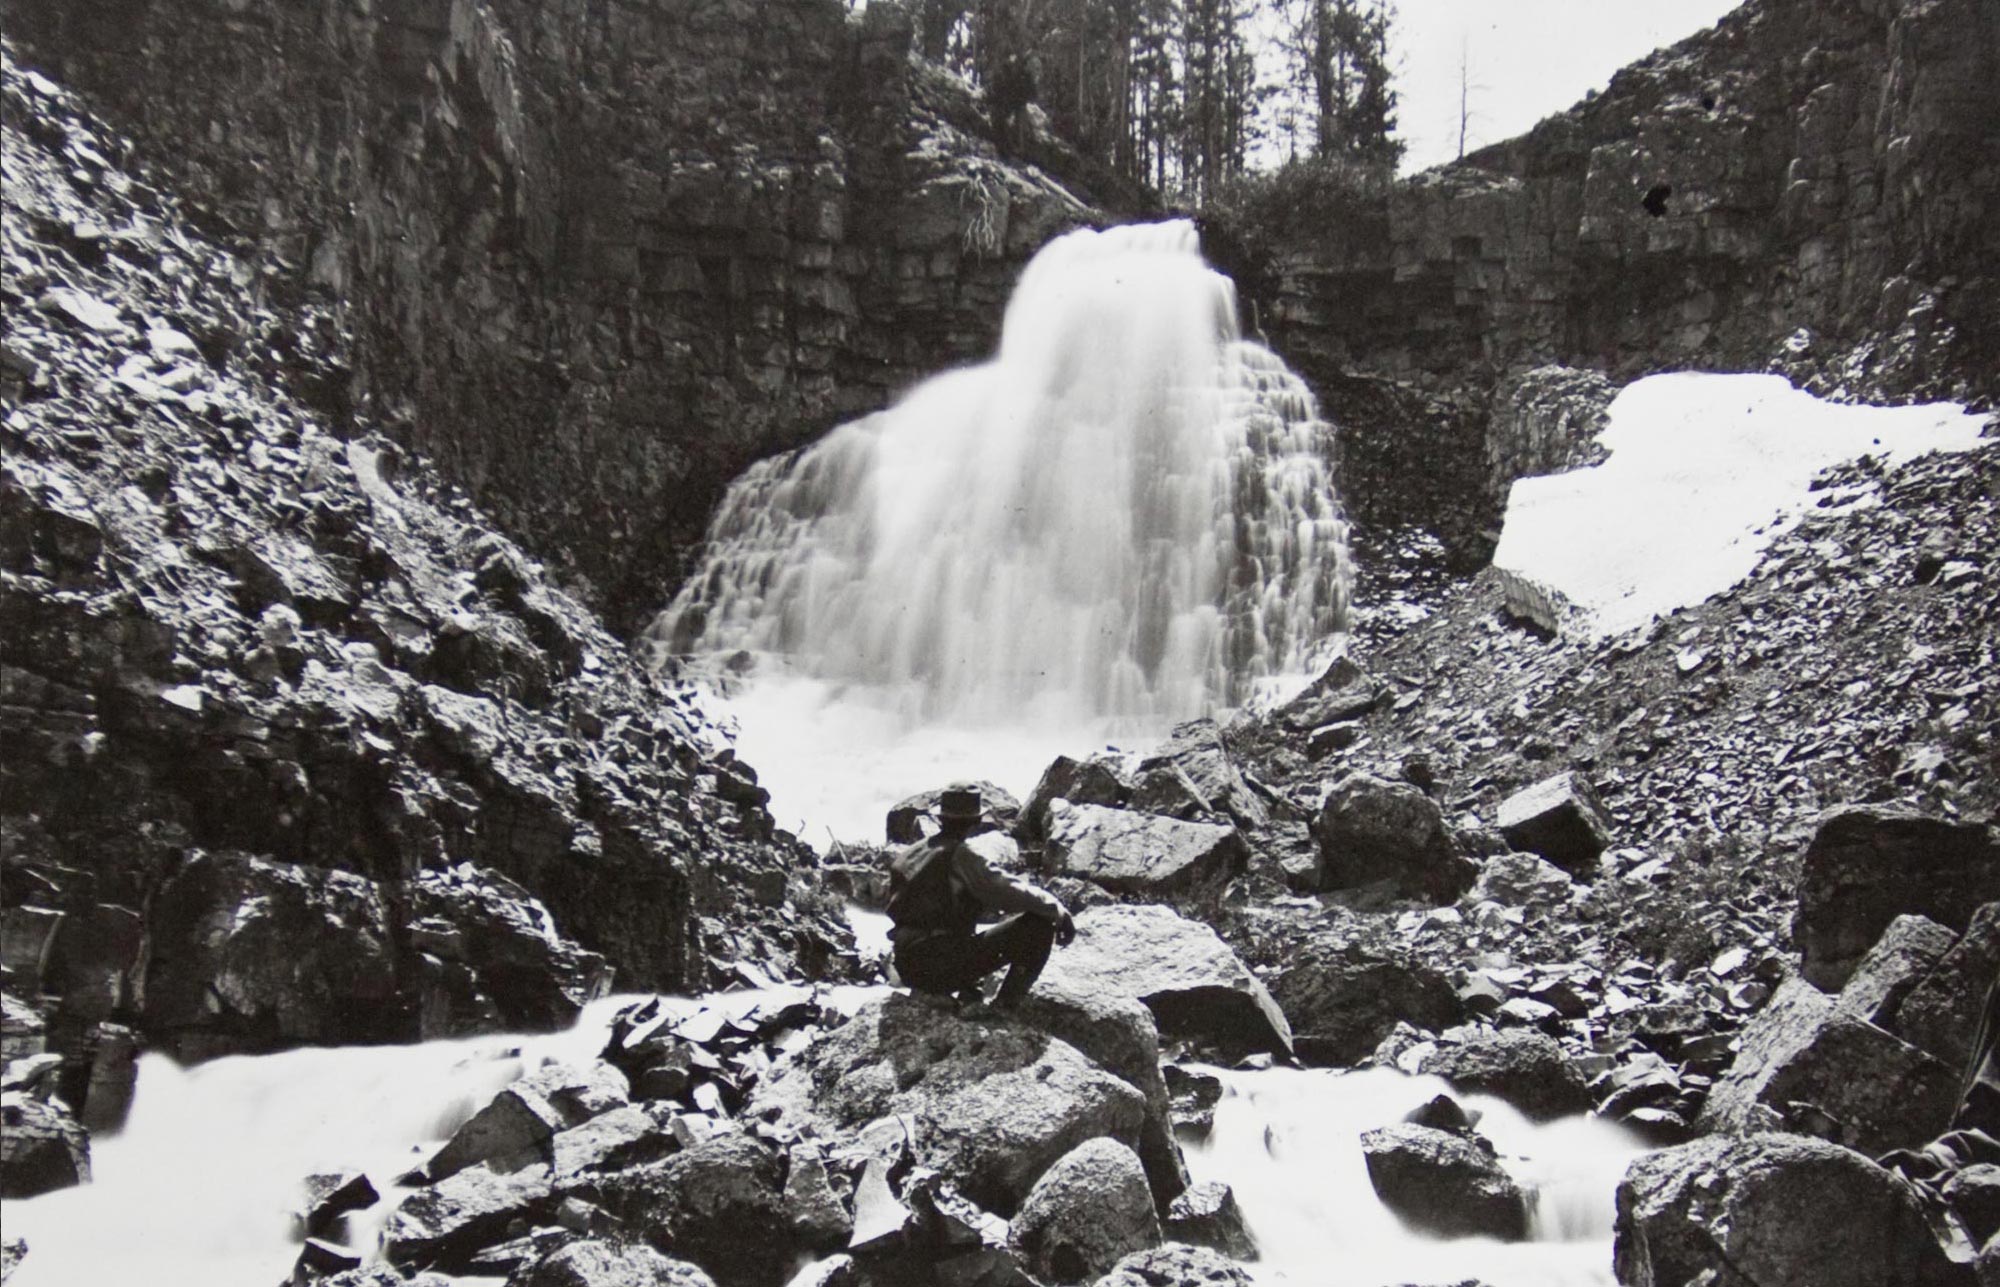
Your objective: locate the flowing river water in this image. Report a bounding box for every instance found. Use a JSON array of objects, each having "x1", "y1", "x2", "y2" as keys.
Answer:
[{"x1": 4, "y1": 980, "x2": 1643, "y2": 1287}]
